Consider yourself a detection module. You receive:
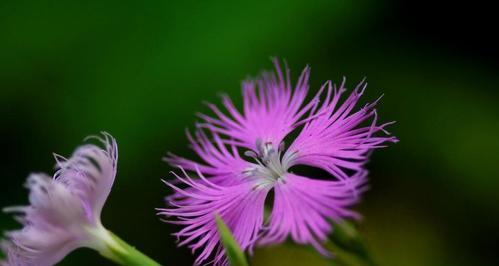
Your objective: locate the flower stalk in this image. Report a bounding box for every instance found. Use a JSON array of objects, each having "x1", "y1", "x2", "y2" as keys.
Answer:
[{"x1": 92, "y1": 228, "x2": 161, "y2": 266}]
